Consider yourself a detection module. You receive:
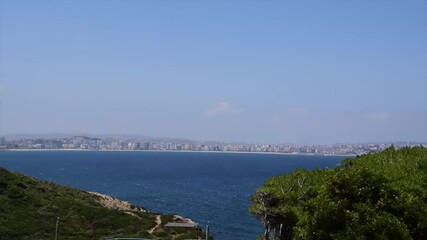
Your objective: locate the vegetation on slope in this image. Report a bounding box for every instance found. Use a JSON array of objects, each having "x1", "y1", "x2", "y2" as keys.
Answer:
[
  {"x1": 0, "y1": 167, "x2": 207, "y2": 240},
  {"x1": 250, "y1": 146, "x2": 427, "y2": 240}
]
